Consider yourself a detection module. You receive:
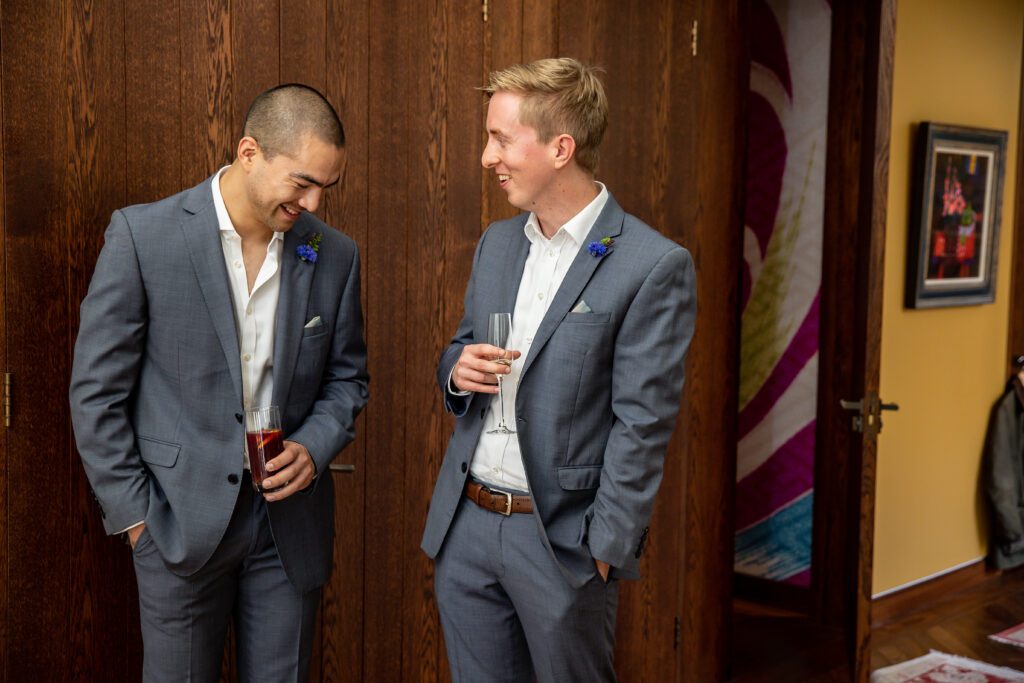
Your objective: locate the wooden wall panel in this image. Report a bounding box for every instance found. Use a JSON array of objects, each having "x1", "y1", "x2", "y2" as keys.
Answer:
[
  {"x1": 363, "y1": 0, "x2": 409, "y2": 678},
  {"x1": 401, "y1": 0, "x2": 448, "y2": 680},
  {"x1": 483, "y1": 0, "x2": 523, "y2": 225},
  {"x1": 231, "y1": 0, "x2": 280, "y2": 144},
  {"x1": 180, "y1": 0, "x2": 234, "y2": 186},
  {"x1": 321, "y1": 0, "x2": 370, "y2": 680},
  {"x1": 2, "y1": 0, "x2": 71, "y2": 677},
  {"x1": 65, "y1": 1, "x2": 130, "y2": 680}
]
